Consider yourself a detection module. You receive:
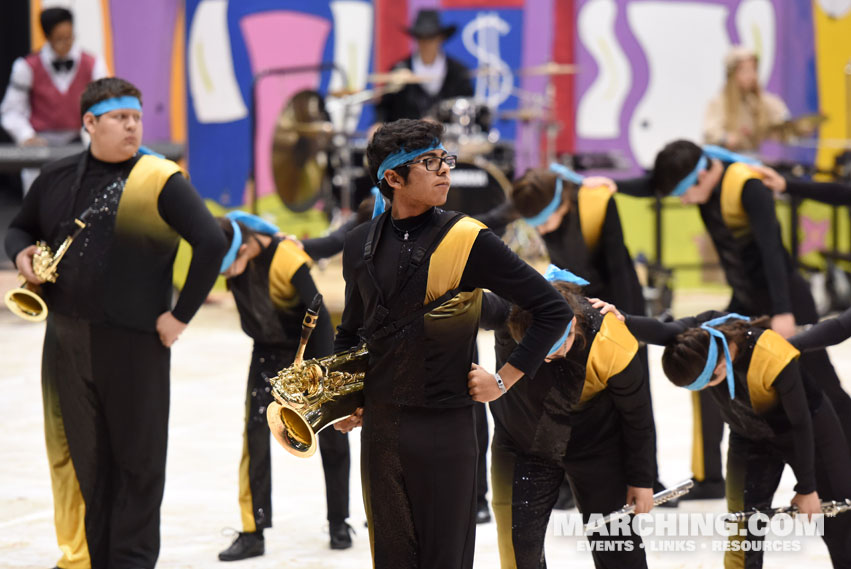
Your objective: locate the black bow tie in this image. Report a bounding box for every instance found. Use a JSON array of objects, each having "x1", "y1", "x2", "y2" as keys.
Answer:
[{"x1": 52, "y1": 59, "x2": 73, "y2": 72}]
